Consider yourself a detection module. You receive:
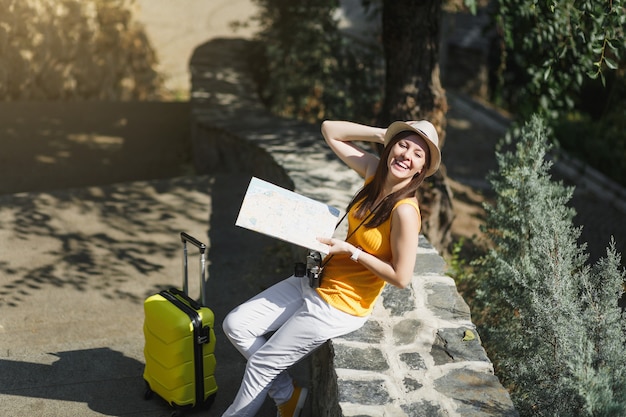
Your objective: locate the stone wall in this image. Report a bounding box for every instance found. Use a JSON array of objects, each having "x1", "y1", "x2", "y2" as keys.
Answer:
[
  {"x1": 189, "y1": 37, "x2": 518, "y2": 417},
  {"x1": 309, "y1": 244, "x2": 517, "y2": 416}
]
